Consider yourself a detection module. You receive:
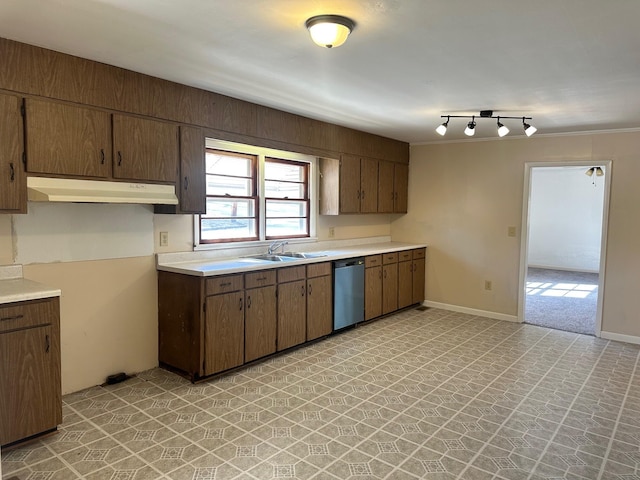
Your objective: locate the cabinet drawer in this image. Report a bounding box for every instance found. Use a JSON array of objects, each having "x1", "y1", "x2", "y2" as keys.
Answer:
[
  {"x1": 382, "y1": 252, "x2": 398, "y2": 264},
  {"x1": 245, "y1": 270, "x2": 276, "y2": 289},
  {"x1": 413, "y1": 248, "x2": 426, "y2": 259},
  {"x1": 206, "y1": 274, "x2": 243, "y2": 295},
  {"x1": 0, "y1": 298, "x2": 58, "y2": 333},
  {"x1": 278, "y1": 266, "x2": 306, "y2": 283},
  {"x1": 398, "y1": 251, "x2": 412, "y2": 262},
  {"x1": 365, "y1": 255, "x2": 382, "y2": 268},
  {"x1": 307, "y1": 262, "x2": 331, "y2": 278}
]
